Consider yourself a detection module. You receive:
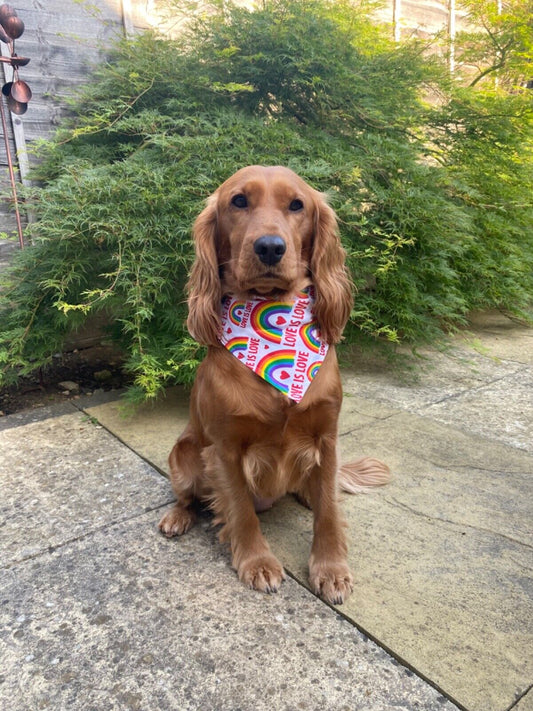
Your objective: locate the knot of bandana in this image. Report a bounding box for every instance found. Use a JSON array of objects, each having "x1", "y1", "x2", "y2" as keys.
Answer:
[{"x1": 218, "y1": 288, "x2": 328, "y2": 403}]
